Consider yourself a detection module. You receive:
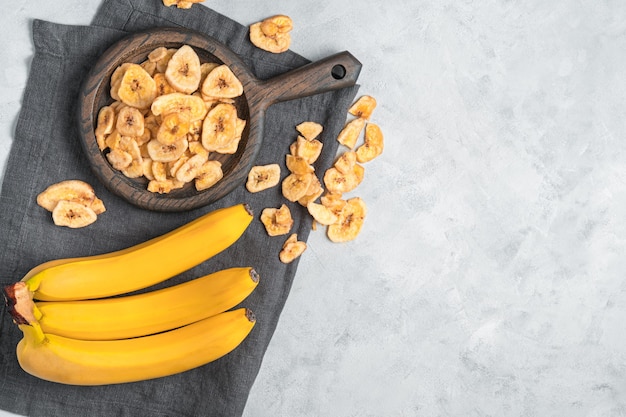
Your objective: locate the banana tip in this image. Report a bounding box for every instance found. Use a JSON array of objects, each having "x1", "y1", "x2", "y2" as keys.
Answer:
[
  {"x1": 249, "y1": 268, "x2": 260, "y2": 283},
  {"x1": 245, "y1": 308, "x2": 256, "y2": 323}
]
